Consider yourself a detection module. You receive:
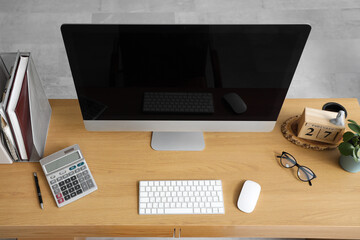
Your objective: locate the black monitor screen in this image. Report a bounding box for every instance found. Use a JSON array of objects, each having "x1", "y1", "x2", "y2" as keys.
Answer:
[{"x1": 61, "y1": 24, "x2": 310, "y2": 121}]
